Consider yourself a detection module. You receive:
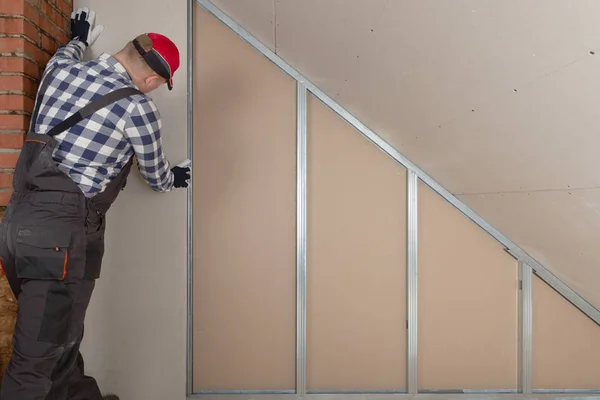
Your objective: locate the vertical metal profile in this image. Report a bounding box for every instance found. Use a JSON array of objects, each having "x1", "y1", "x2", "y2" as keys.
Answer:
[
  {"x1": 407, "y1": 170, "x2": 418, "y2": 394},
  {"x1": 296, "y1": 81, "x2": 308, "y2": 395},
  {"x1": 186, "y1": 0, "x2": 195, "y2": 395},
  {"x1": 518, "y1": 261, "x2": 533, "y2": 394}
]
